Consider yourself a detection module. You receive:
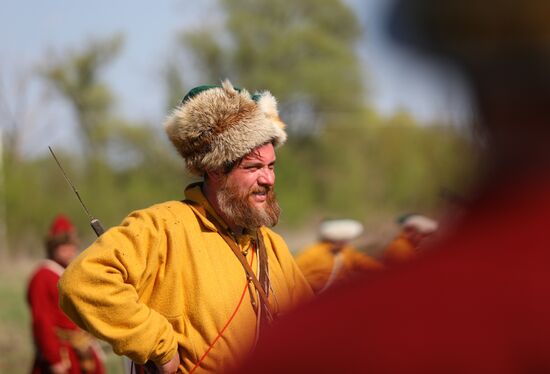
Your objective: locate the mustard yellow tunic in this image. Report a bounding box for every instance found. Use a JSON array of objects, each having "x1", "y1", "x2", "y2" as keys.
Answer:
[
  {"x1": 295, "y1": 242, "x2": 383, "y2": 294},
  {"x1": 58, "y1": 184, "x2": 312, "y2": 373}
]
